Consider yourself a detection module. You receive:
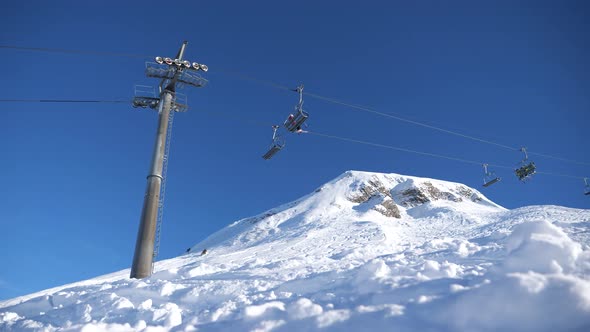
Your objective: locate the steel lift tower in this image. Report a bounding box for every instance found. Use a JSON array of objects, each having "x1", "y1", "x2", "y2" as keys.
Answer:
[{"x1": 130, "y1": 41, "x2": 208, "y2": 279}]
